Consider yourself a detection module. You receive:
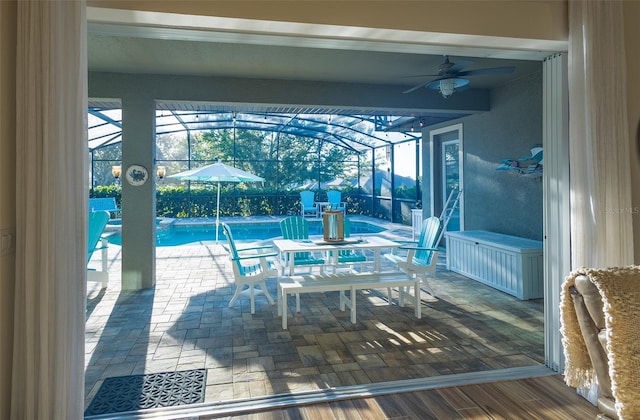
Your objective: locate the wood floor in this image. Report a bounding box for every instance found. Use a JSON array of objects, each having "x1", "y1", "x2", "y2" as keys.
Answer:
[{"x1": 209, "y1": 375, "x2": 599, "y2": 419}]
